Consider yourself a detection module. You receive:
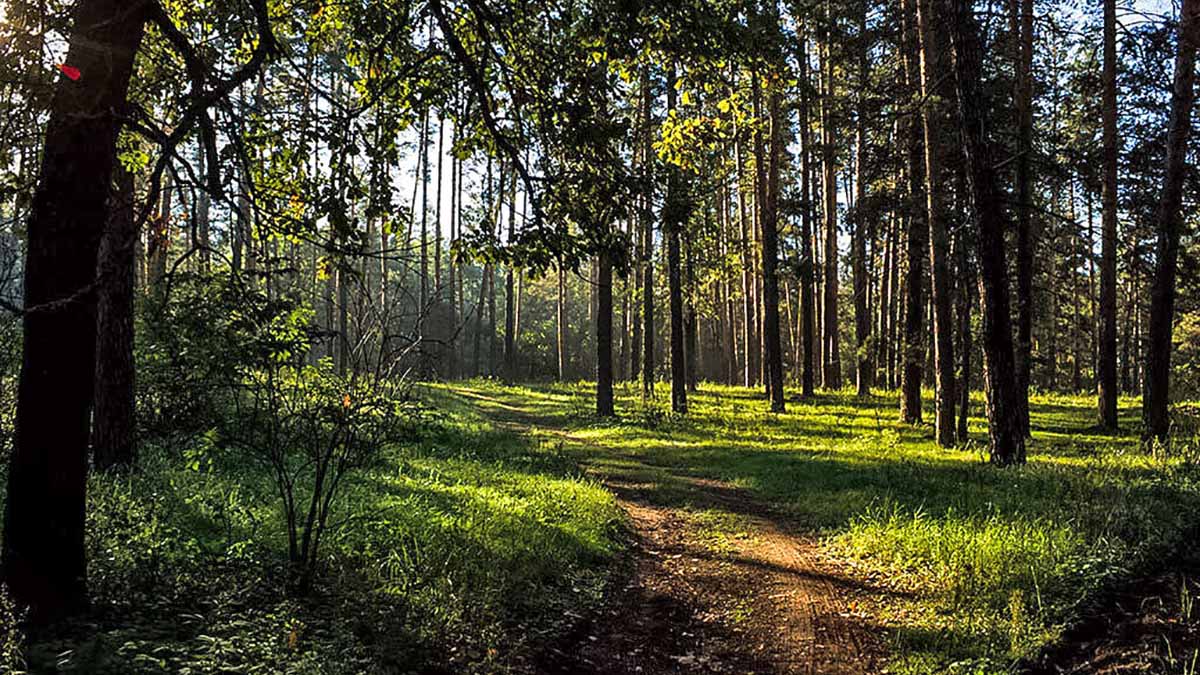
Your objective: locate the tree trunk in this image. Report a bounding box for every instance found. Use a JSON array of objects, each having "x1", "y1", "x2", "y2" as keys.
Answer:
[
  {"x1": 853, "y1": 2, "x2": 873, "y2": 398},
  {"x1": 900, "y1": 0, "x2": 928, "y2": 423},
  {"x1": 1097, "y1": 0, "x2": 1120, "y2": 430},
  {"x1": 946, "y1": 0, "x2": 1027, "y2": 465},
  {"x1": 799, "y1": 28, "x2": 817, "y2": 399},
  {"x1": 557, "y1": 259, "x2": 567, "y2": 381},
  {"x1": 3, "y1": 0, "x2": 147, "y2": 623},
  {"x1": 93, "y1": 161, "x2": 138, "y2": 472},
  {"x1": 597, "y1": 249, "x2": 615, "y2": 416},
  {"x1": 761, "y1": 67, "x2": 787, "y2": 412},
  {"x1": 918, "y1": 0, "x2": 957, "y2": 447},
  {"x1": 666, "y1": 65, "x2": 688, "y2": 414},
  {"x1": 1143, "y1": 0, "x2": 1200, "y2": 444},
  {"x1": 820, "y1": 26, "x2": 841, "y2": 390},
  {"x1": 1010, "y1": 0, "x2": 1034, "y2": 437},
  {"x1": 641, "y1": 67, "x2": 656, "y2": 399}
]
